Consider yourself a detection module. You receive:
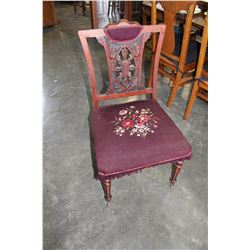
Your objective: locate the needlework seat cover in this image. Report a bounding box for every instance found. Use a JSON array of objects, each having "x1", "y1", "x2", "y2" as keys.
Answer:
[{"x1": 92, "y1": 99, "x2": 192, "y2": 180}]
